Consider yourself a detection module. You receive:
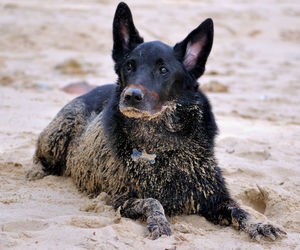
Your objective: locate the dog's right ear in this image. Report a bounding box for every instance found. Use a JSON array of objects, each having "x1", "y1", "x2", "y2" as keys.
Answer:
[{"x1": 112, "y1": 2, "x2": 144, "y2": 64}]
